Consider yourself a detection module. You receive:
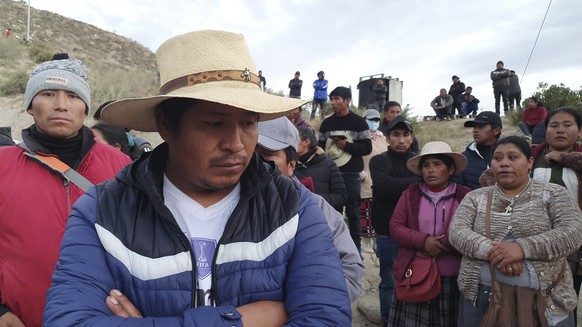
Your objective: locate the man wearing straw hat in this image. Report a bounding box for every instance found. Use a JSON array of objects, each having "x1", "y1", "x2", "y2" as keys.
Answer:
[{"x1": 44, "y1": 30, "x2": 351, "y2": 326}]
